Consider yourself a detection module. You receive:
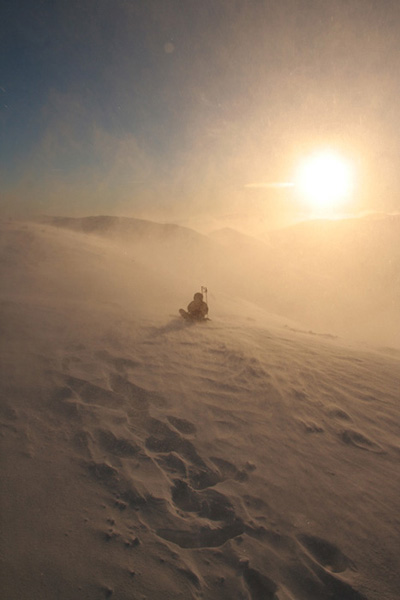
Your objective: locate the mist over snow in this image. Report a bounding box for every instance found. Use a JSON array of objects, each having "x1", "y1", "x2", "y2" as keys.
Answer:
[
  {"x1": 1, "y1": 215, "x2": 399, "y2": 600},
  {"x1": 32, "y1": 212, "x2": 400, "y2": 349}
]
